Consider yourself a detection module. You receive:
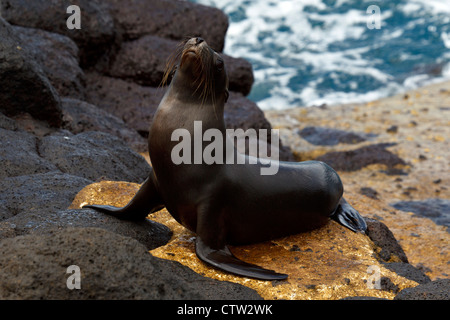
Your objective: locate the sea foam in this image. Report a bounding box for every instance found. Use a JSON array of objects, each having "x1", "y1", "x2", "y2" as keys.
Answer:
[{"x1": 191, "y1": 0, "x2": 450, "y2": 109}]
